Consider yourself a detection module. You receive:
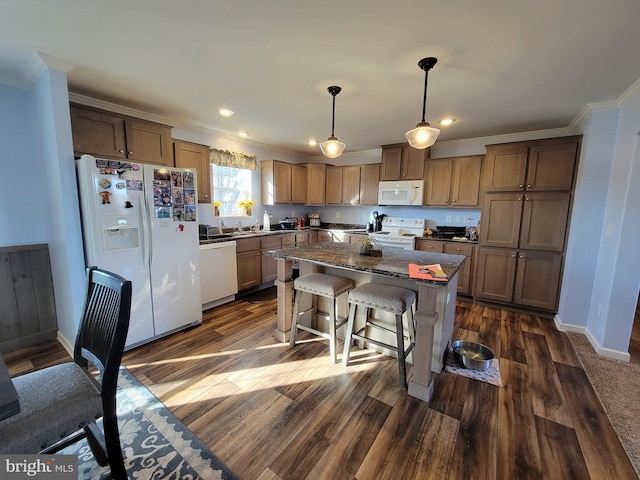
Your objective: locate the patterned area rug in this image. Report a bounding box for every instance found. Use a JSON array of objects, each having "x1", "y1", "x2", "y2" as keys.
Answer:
[{"x1": 61, "y1": 368, "x2": 238, "y2": 480}]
